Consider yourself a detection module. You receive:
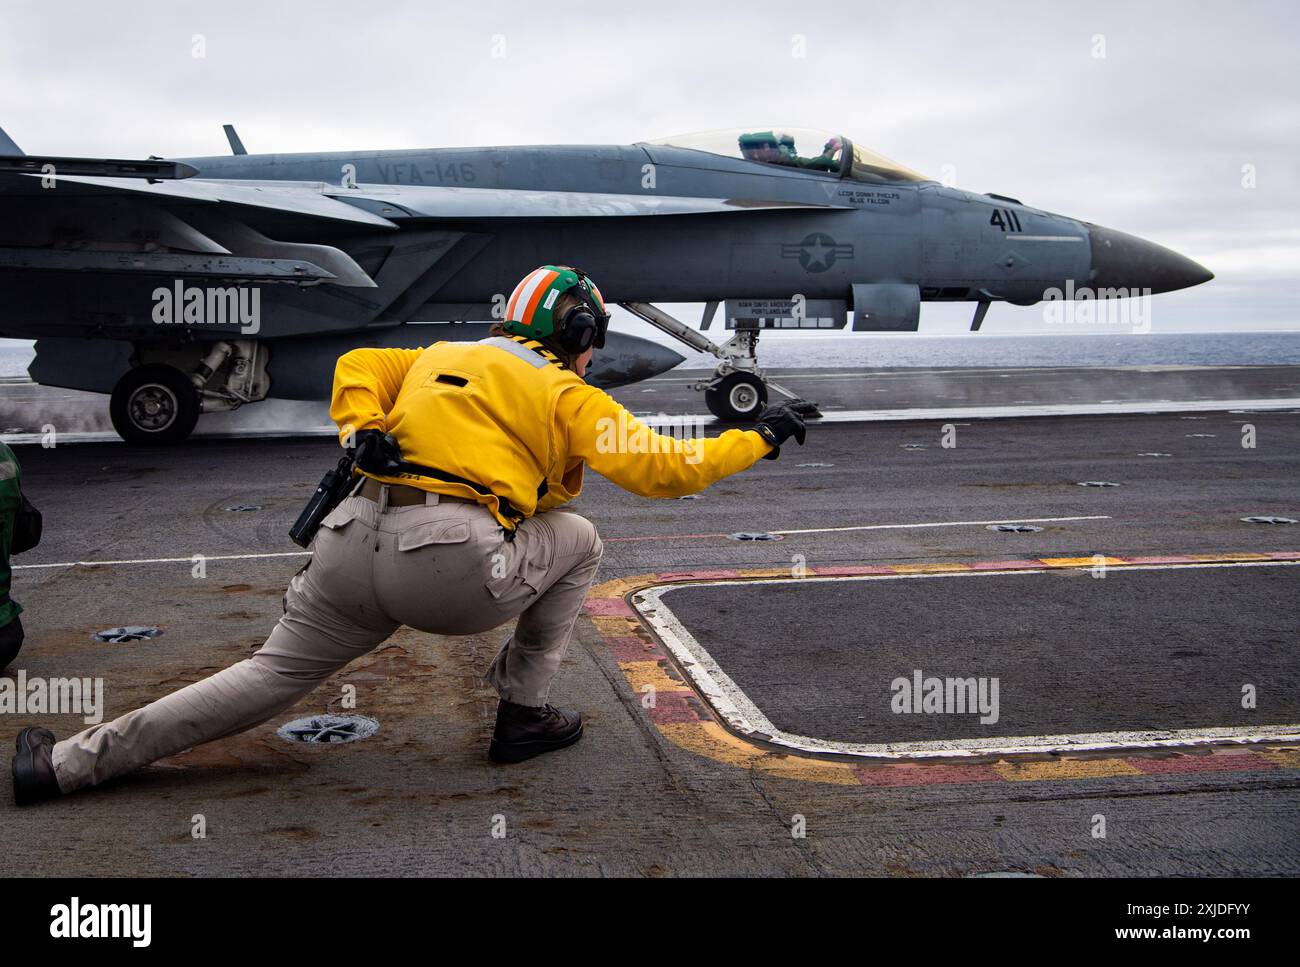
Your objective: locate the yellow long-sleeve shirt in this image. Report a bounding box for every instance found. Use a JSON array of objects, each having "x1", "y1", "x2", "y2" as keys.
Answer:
[{"x1": 330, "y1": 339, "x2": 772, "y2": 527}]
